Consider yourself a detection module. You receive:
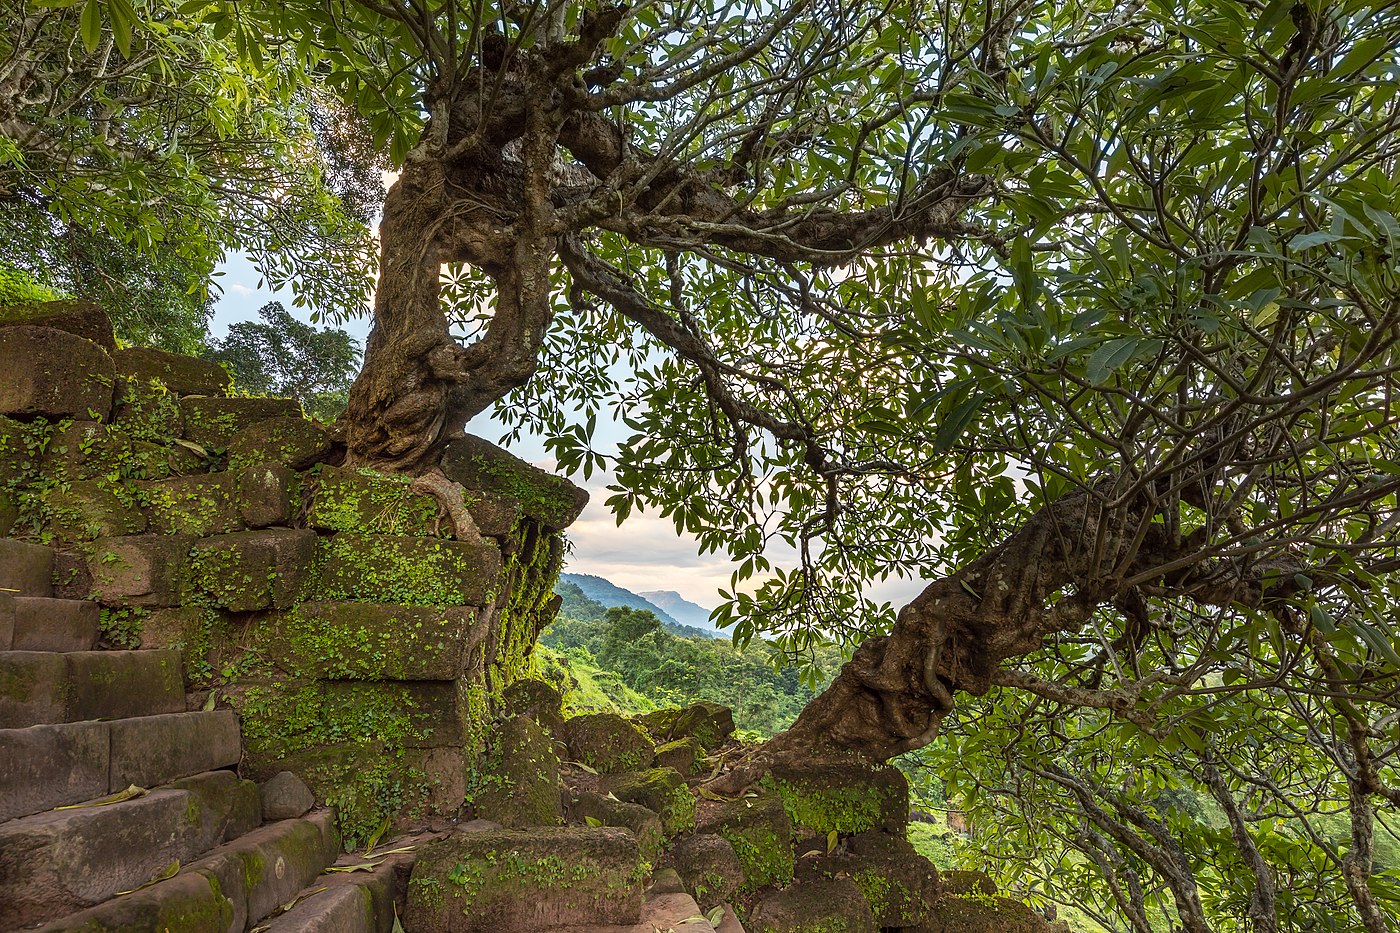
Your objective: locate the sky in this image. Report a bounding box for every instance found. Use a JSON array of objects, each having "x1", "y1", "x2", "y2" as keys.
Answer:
[{"x1": 210, "y1": 253, "x2": 929, "y2": 615}]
